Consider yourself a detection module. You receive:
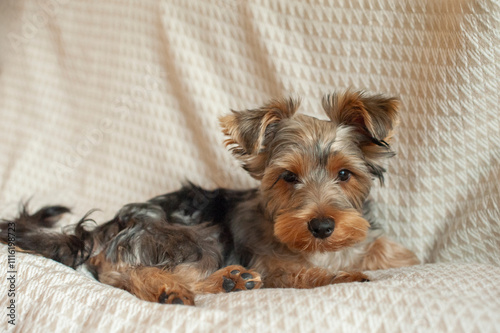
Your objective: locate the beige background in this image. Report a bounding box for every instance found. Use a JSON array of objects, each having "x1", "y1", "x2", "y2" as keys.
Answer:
[{"x1": 0, "y1": 0, "x2": 499, "y2": 332}]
